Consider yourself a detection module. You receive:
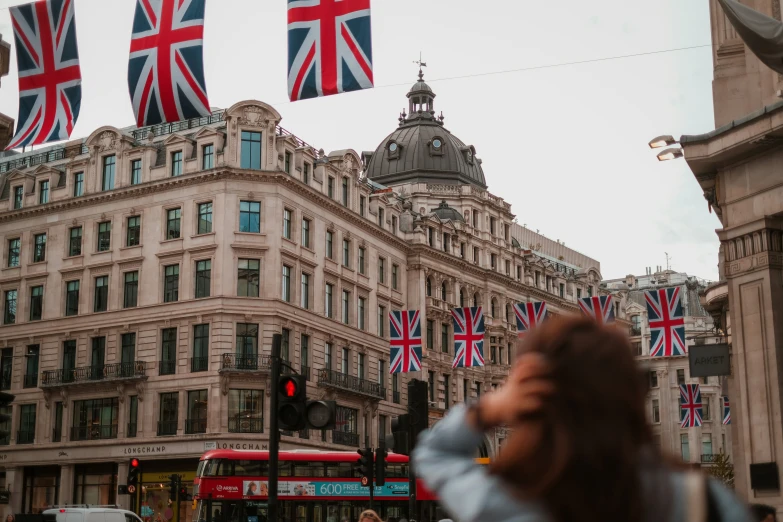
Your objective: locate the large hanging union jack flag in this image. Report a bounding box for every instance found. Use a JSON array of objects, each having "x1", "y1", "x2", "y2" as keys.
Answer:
[
  {"x1": 128, "y1": 0, "x2": 211, "y2": 127},
  {"x1": 451, "y1": 307, "x2": 485, "y2": 369},
  {"x1": 645, "y1": 287, "x2": 686, "y2": 358},
  {"x1": 389, "y1": 310, "x2": 422, "y2": 374},
  {"x1": 723, "y1": 396, "x2": 731, "y2": 425},
  {"x1": 287, "y1": 0, "x2": 374, "y2": 102},
  {"x1": 680, "y1": 384, "x2": 703, "y2": 428},
  {"x1": 513, "y1": 301, "x2": 547, "y2": 337},
  {"x1": 578, "y1": 295, "x2": 615, "y2": 324},
  {"x1": 7, "y1": 0, "x2": 82, "y2": 150}
]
